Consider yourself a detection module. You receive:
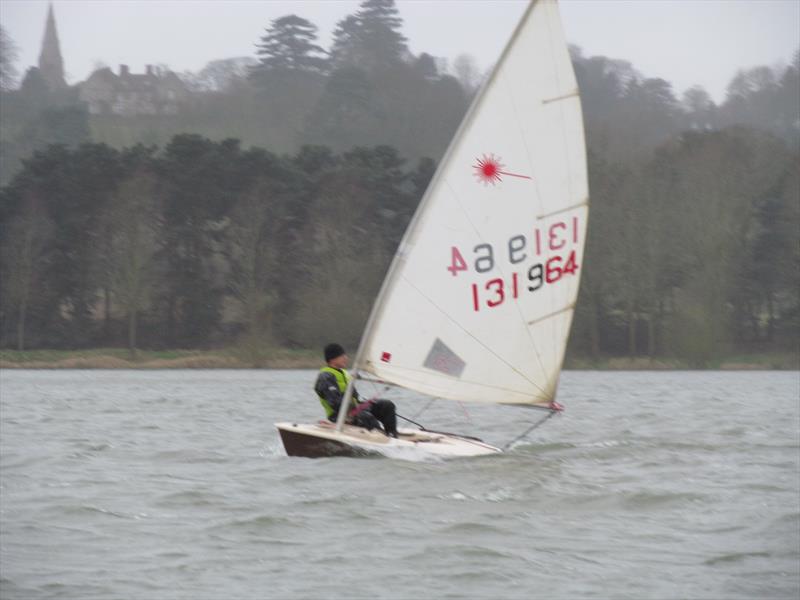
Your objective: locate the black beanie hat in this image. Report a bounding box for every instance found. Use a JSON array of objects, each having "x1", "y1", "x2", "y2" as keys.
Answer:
[{"x1": 324, "y1": 343, "x2": 345, "y2": 362}]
